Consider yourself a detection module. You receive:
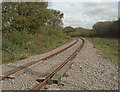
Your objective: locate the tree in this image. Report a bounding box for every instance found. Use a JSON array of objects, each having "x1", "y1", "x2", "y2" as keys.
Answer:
[
  {"x1": 2, "y1": 2, "x2": 49, "y2": 34},
  {"x1": 92, "y1": 21, "x2": 118, "y2": 38},
  {"x1": 2, "y1": 2, "x2": 64, "y2": 35},
  {"x1": 47, "y1": 9, "x2": 64, "y2": 27}
]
